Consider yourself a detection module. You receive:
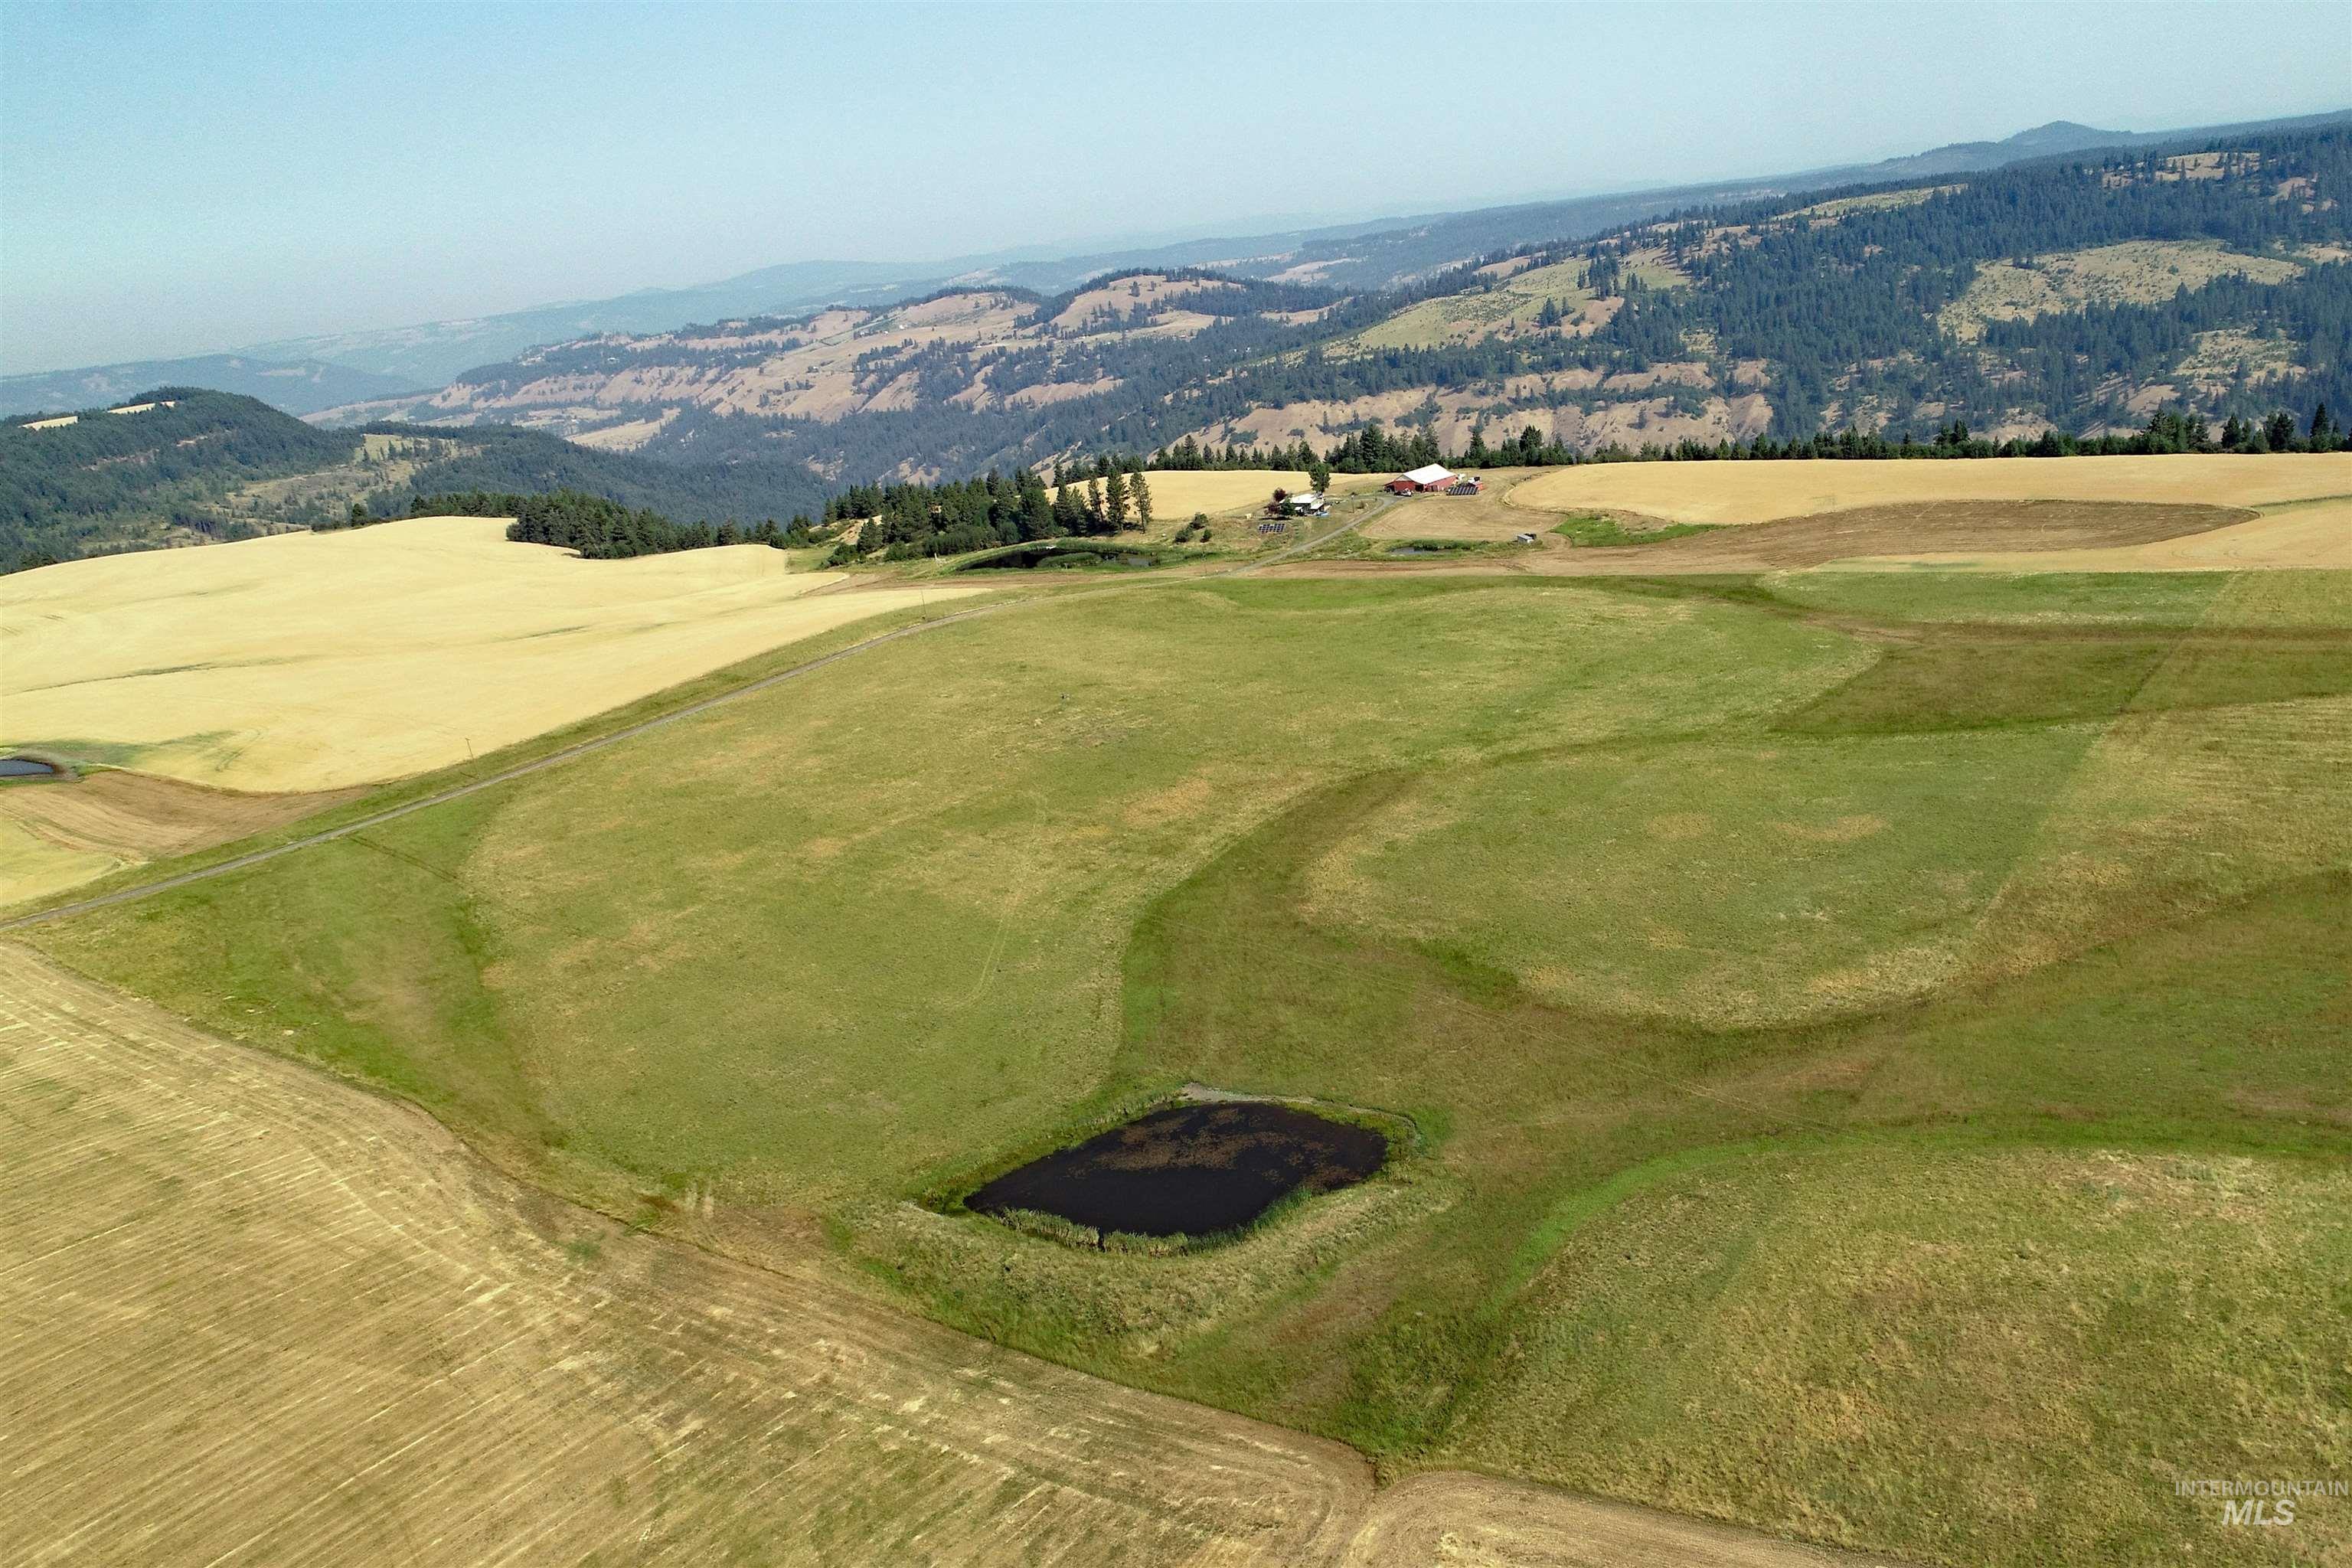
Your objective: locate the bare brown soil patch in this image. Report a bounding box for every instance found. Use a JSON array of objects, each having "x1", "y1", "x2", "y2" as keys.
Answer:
[
  {"x1": 1577, "y1": 499, "x2": 2249, "y2": 572},
  {"x1": 1278, "y1": 501, "x2": 2250, "y2": 579},
  {"x1": 0, "y1": 769, "x2": 360, "y2": 864},
  {"x1": 1, "y1": 769, "x2": 364, "y2": 906}
]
